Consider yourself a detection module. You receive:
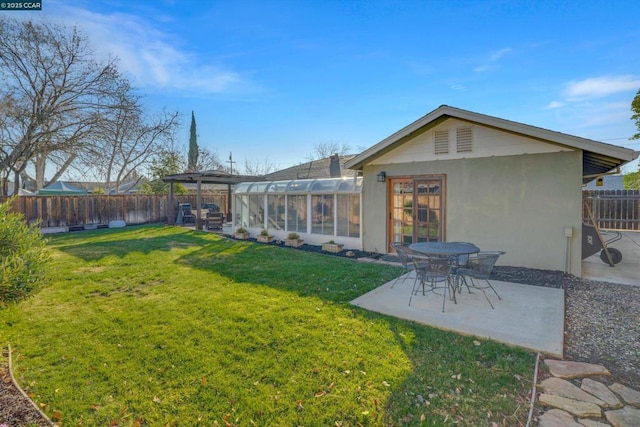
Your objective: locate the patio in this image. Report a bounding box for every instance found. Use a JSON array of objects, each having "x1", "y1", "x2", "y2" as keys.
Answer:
[{"x1": 350, "y1": 272, "x2": 565, "y2": 357}]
